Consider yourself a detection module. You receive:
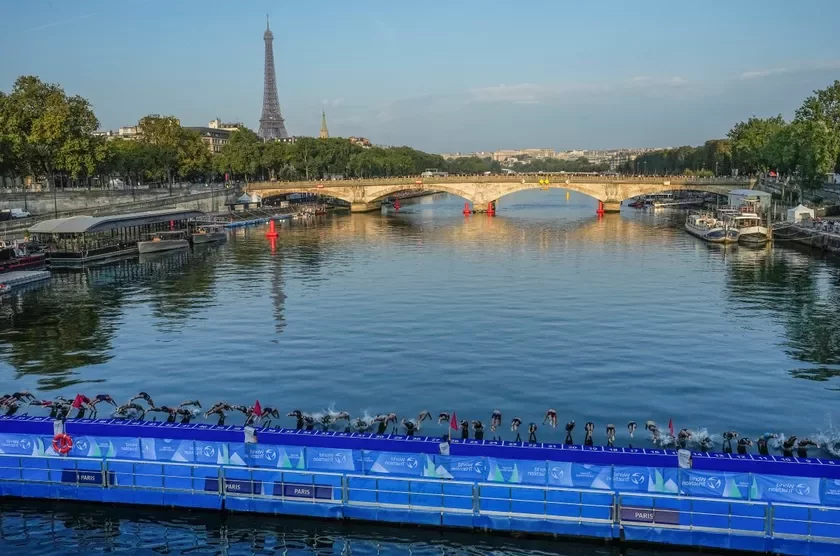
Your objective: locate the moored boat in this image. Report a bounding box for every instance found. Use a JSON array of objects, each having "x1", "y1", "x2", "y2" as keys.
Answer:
[
  {"x1": 719, "y1": 207, "x2": 770, "y2": 246},
  {"x1": 137, "y1": 231, "x2": 189, "y2": 254},
  {"x1": 191, "y1": 224, "x2": 226, "y2": 245},
  {"x1": 0, "y1": 240, "x2": 46, "y2": 273},
  {"x1": 685, "y1": 213, "x2": 740, "y2": 243}
]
